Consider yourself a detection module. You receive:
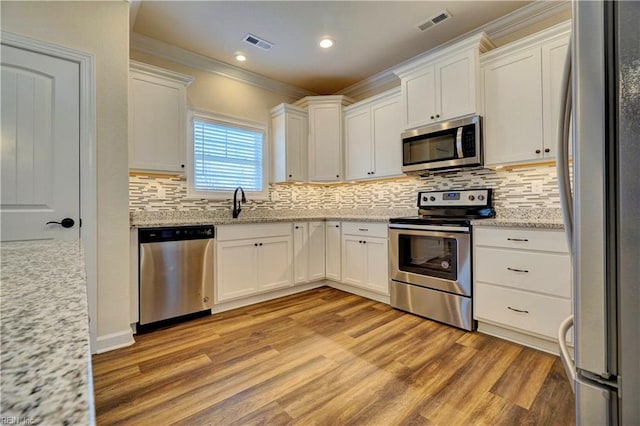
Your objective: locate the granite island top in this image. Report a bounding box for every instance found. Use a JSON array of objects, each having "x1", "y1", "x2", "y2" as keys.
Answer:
[
  {"x1": 0, "y1": 239, "x2": 92, "y2": 425},
  {"x1": 131, "y1": 208, "x2": 565, "y2": 229}
]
